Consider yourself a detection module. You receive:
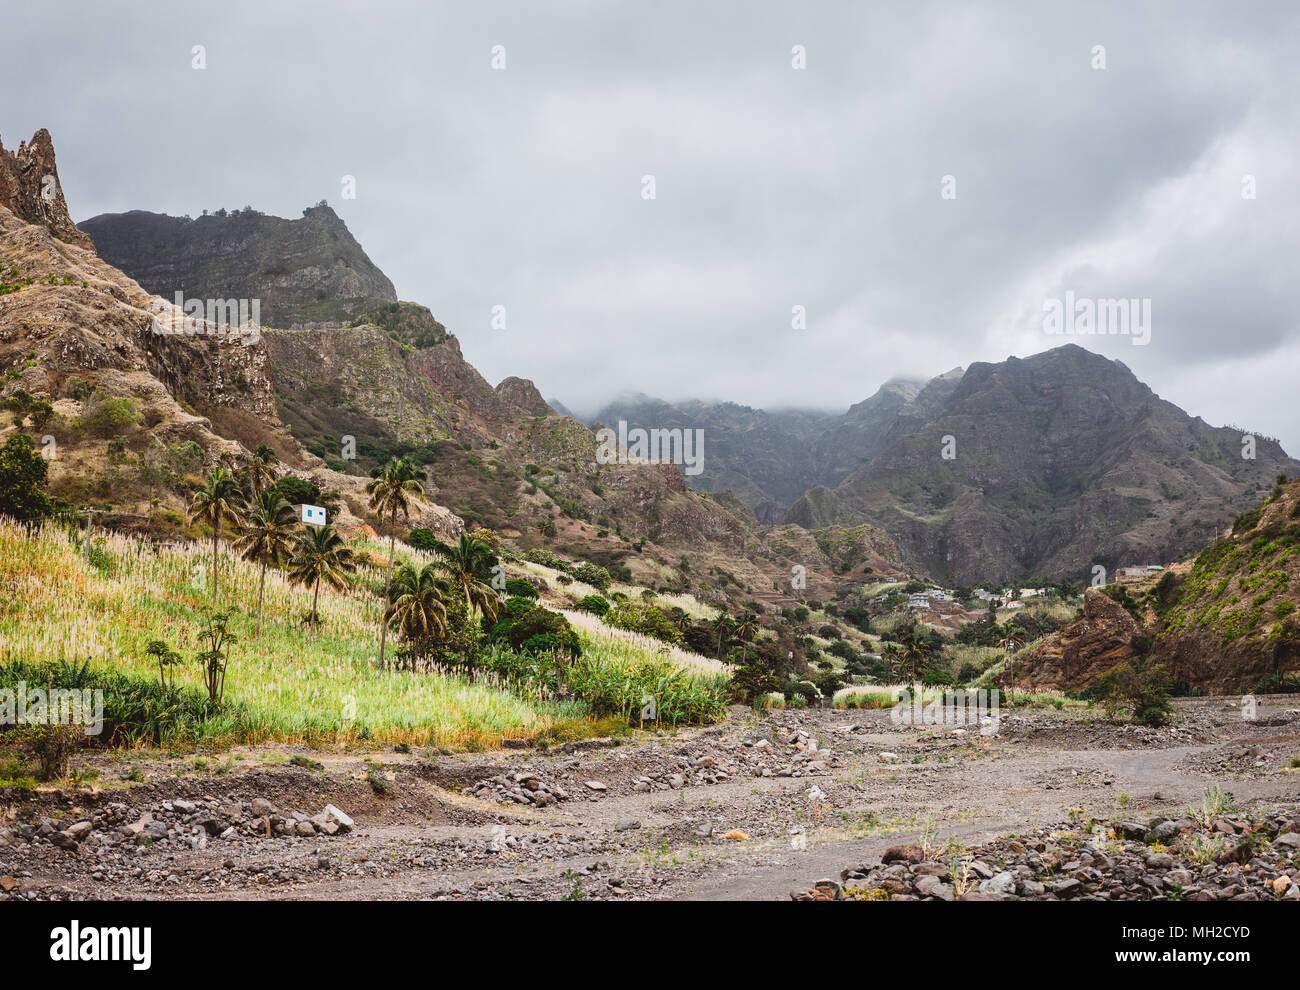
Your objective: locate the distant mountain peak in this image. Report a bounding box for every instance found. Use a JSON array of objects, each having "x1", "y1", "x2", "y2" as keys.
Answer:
[
  {"x1": 787, "y1": 344, "x2": 1300, "y2": 583},
  {"x1": 78, "y1": 206, "x2": 397, "y2": 329},
  {"x1": 496, "y1": 376, "x2": 554, "y2": 416}
]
